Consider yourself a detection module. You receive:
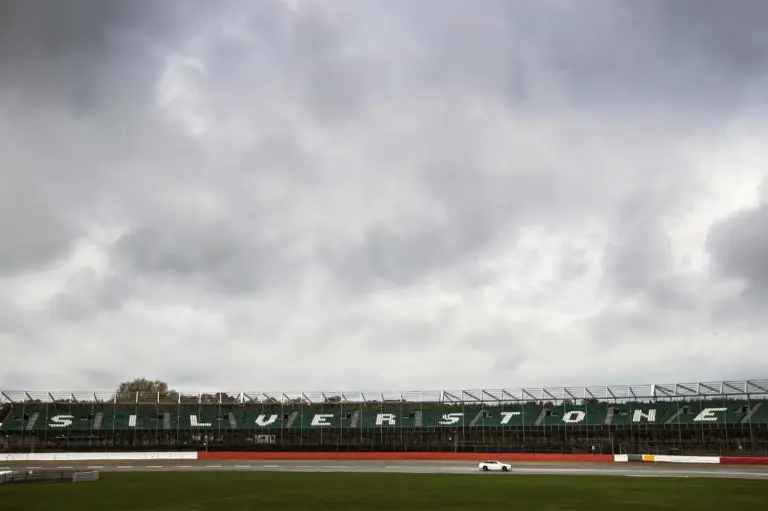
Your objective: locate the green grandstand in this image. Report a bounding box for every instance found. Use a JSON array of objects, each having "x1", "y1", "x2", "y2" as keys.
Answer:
[
  {"x1": 1, "y1": 379, "x2": 767, "y2": 455},
  {"x1": 3, "y1": 380, "x2": 768, "y2": 431},
  {"x1": 1, "y1": 399, "x2": 765, "y2": 432}
]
